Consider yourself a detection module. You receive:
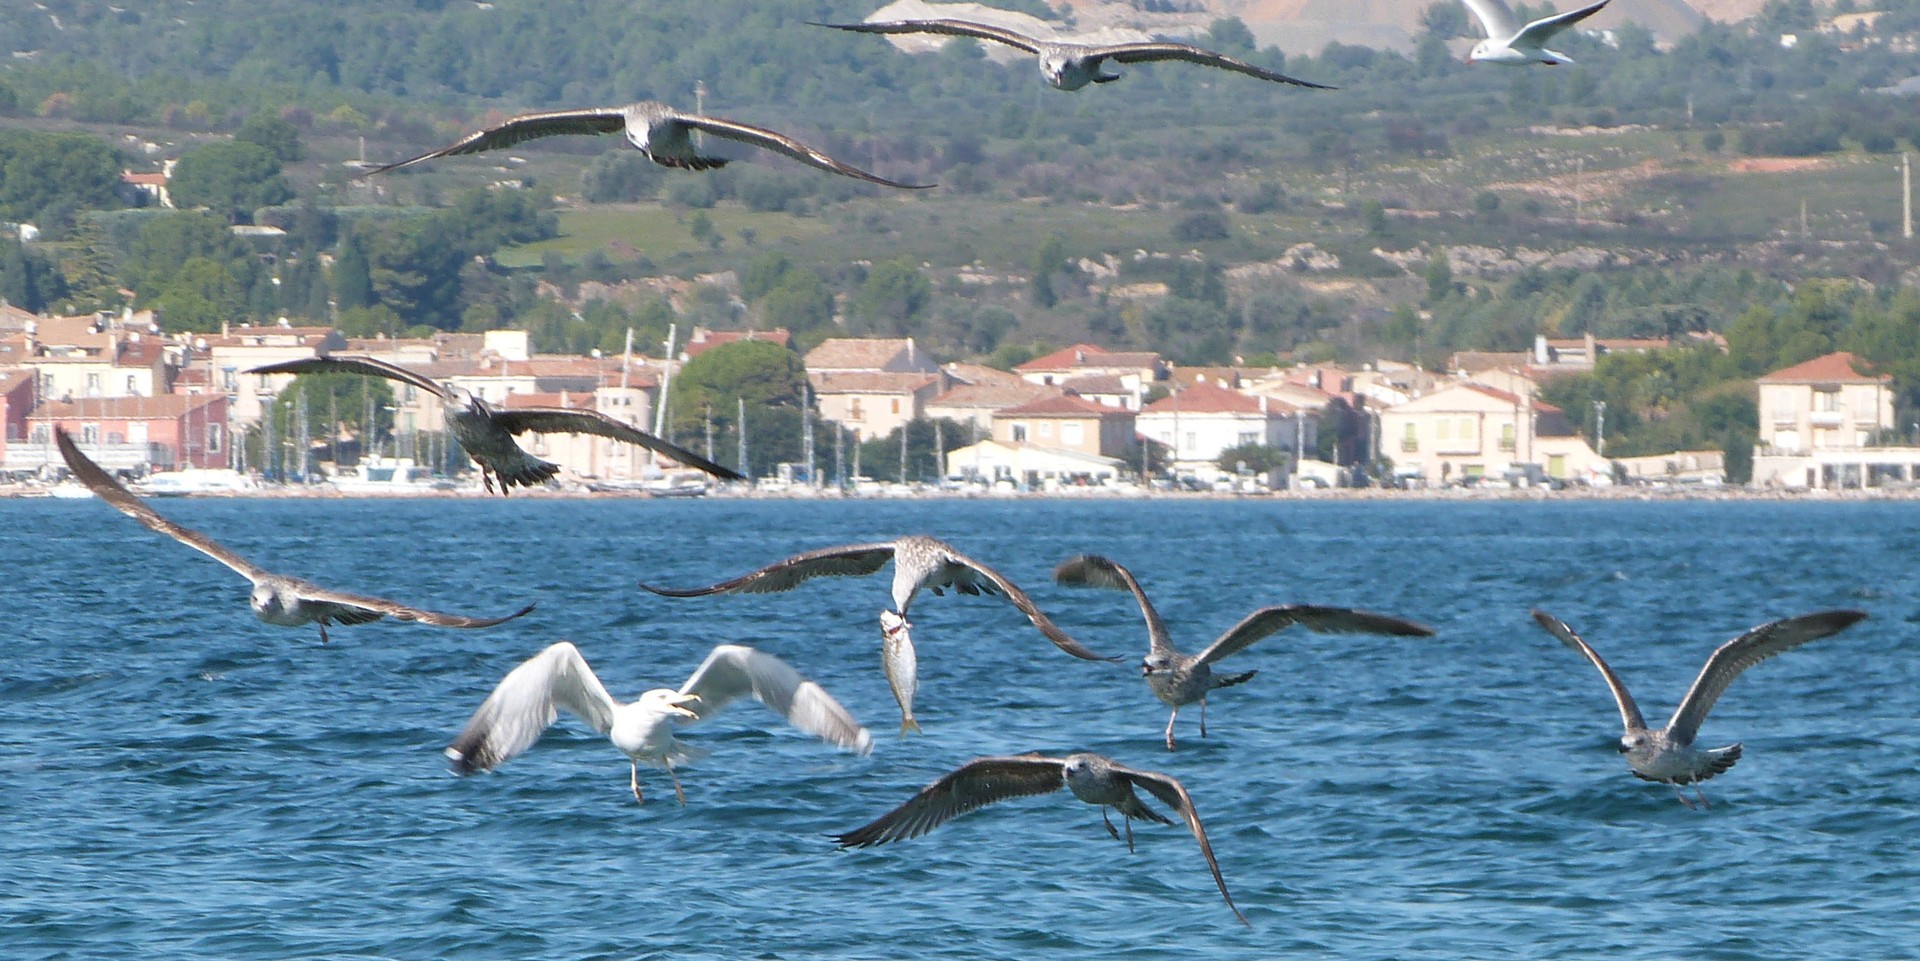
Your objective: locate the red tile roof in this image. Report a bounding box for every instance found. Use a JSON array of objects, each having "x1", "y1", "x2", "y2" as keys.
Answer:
[
  {"x1": 1757, "y1": 351, "x2": 1888, "y2": 384},
  {"x1": 809, "y1": 371, "x2": 941, "y2": 394},
  {"x1": 804, "y1": 337, "x2": 924, "y2": 371},
  {"x1": 930, "y1": 381, "x2": 1058, "y2": 408},
  {"x1": 1141, "y1": 381, "x2": 1269, "y2": 415},
  {"x1": 1461, "y1": 383, "x2": 1565, "y2": 415},
  {"x1": 1016, "y1": 344, "x2": 1161, "y2": 373},
  {"x1": 997, "y1": 393, "x2": 1130, "y2": 418}
]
